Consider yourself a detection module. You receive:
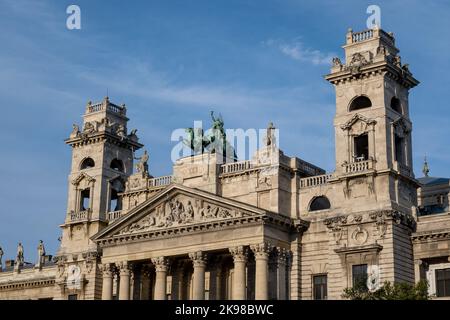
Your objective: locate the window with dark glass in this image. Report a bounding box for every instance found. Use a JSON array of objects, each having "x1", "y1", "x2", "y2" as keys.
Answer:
[
  {"x1": 313, "y1": 275, "x2": 328, "y2": 300},
  {"x1": 68, "y1": 294, "x2": 78, "y2": 300},
  {"x1": 354, "y1": 134, "x2": 369, "y2": 161},
  {"x1": 436, "y1": 268, "x2": 450, "y2": 297},
  {"x1": 352, "y1": 264, "x2": 368, "y2": 291}
]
